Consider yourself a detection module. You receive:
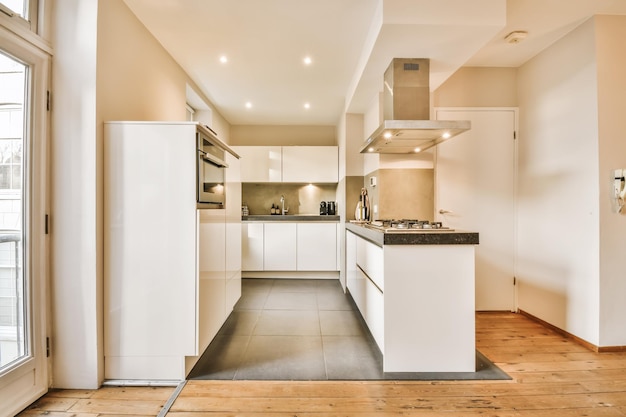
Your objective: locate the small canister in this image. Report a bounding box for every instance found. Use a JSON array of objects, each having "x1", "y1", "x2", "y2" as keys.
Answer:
[{"x1": 320, "y1": 201, "x2": 327, "y2": 215}]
